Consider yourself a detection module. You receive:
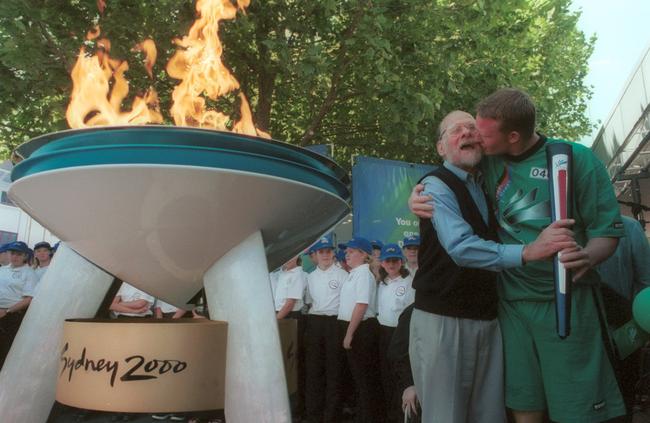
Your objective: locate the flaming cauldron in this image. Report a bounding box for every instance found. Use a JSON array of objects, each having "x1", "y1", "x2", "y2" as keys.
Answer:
[{"x1": 0, "y1": 126, "x2": 350, "y2": 423}]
